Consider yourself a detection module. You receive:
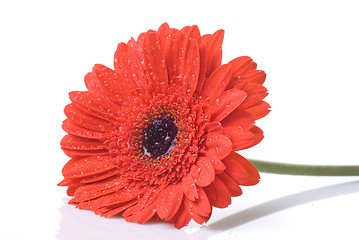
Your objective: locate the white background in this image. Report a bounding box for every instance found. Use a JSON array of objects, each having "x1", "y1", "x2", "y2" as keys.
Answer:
[{"x1": 1, "y1": 0, "x2": 358, "y2": 239}]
